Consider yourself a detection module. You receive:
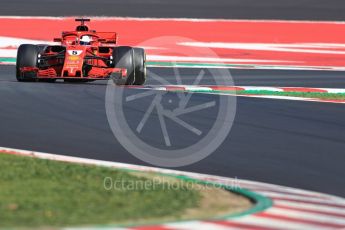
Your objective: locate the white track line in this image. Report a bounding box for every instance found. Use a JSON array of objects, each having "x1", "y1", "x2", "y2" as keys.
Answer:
[
  {"x1": 257, "y1": 191, "x2": 345, "y2": 204},
  {"x1": 274, "y1": 200, "x2": 345, "y2": 216},
  {"x1": 228, "y1": 215, "x2": 329, "y2": 230},
  {"x1": 267, "y1": 207, "x2": 345, "y2": 225},
  {"x1": 166, "y1": 221, "x2": 235, "y2": 230}
]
